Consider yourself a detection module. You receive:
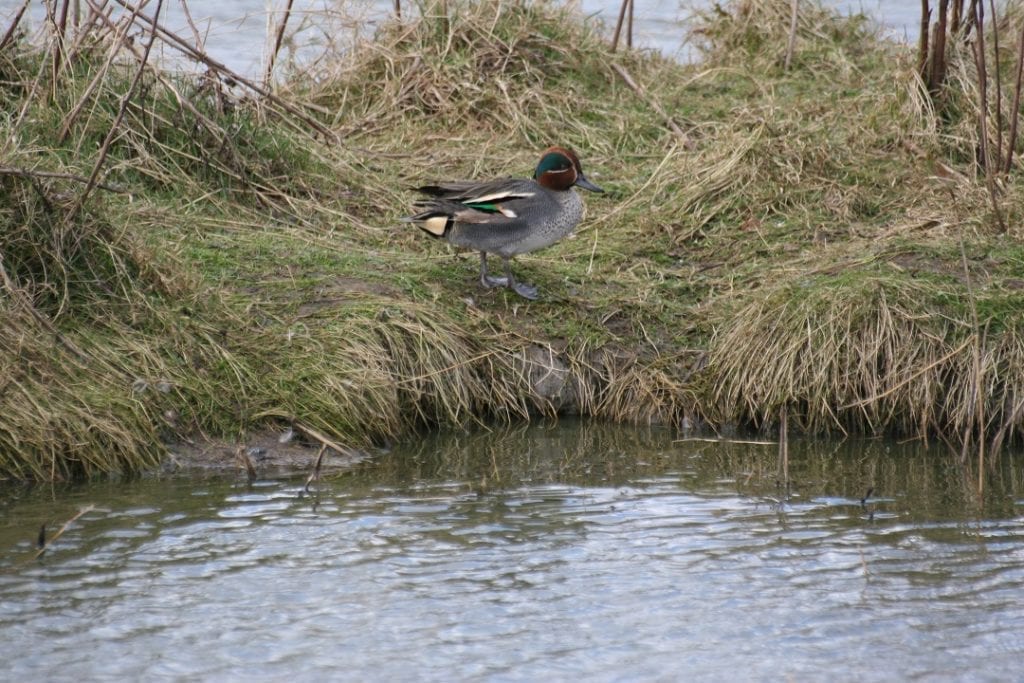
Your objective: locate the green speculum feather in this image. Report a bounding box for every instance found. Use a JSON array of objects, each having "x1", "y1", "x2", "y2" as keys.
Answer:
[{"x1": 466, "y1": 202, "x2": 501, "y2": 213}]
